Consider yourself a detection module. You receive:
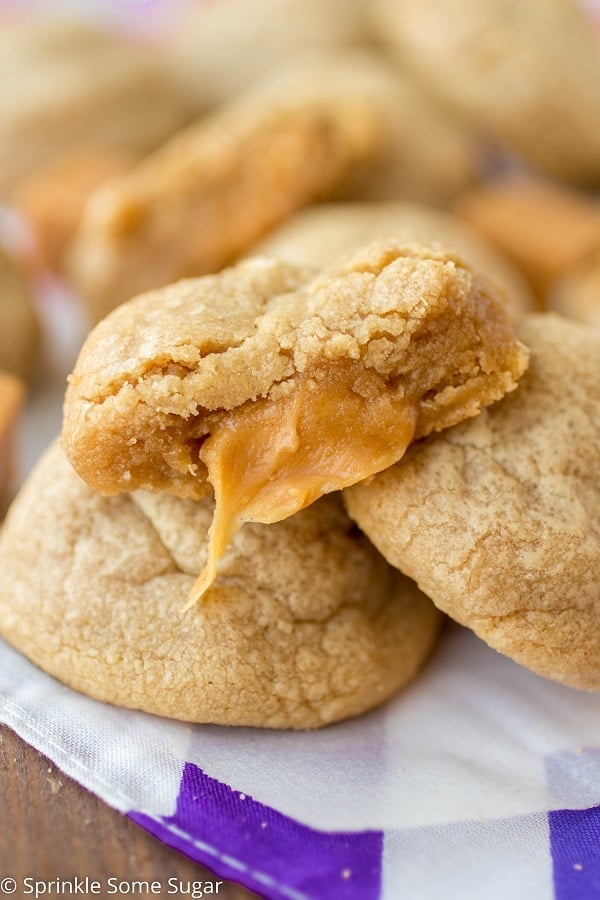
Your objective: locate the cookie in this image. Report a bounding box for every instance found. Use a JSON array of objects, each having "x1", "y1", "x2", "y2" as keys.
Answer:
[
  {"x1": 253, "y1": 202, "x2": 534, "y2": 317},
  {"x1": 372, "y1": 0, "x2": 600, "y2": 184},
  {"x1": 0, "y1": 19, "x2": 190, "y2": 194},
  {"x1": 10, "y1": 145, "x2": 137, "y2": 272},
  {"x1": 168, "y1": 0, "x2": 369, "y2": 111},
  {"x1": 455, "y1": 177, "x2": 600, "y2": 303},
  {"x1": 67, "y1": 57, "x2": 382, "y2": 320},
  {"x1": 548, "y1": 253, "x2": 600, "y2": 330},
  {"x1": 0, "y1": 372, "x2": 24, "y2": 515},
  {"x1": 0, "y1": 246, "x2": 40, "y2": 380},
  {"x1": 345, "y1": 314, "x2": 600, "y2": 690},
  {"x1": 0, "y1": 442, "x2": 441, "y2": 728},
  {"x1": 324, "y1": 53, "x2": 482, "y2": 206},
  {"x1": 63, "y1": 241, "x2": 528, "y2": 602}
]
